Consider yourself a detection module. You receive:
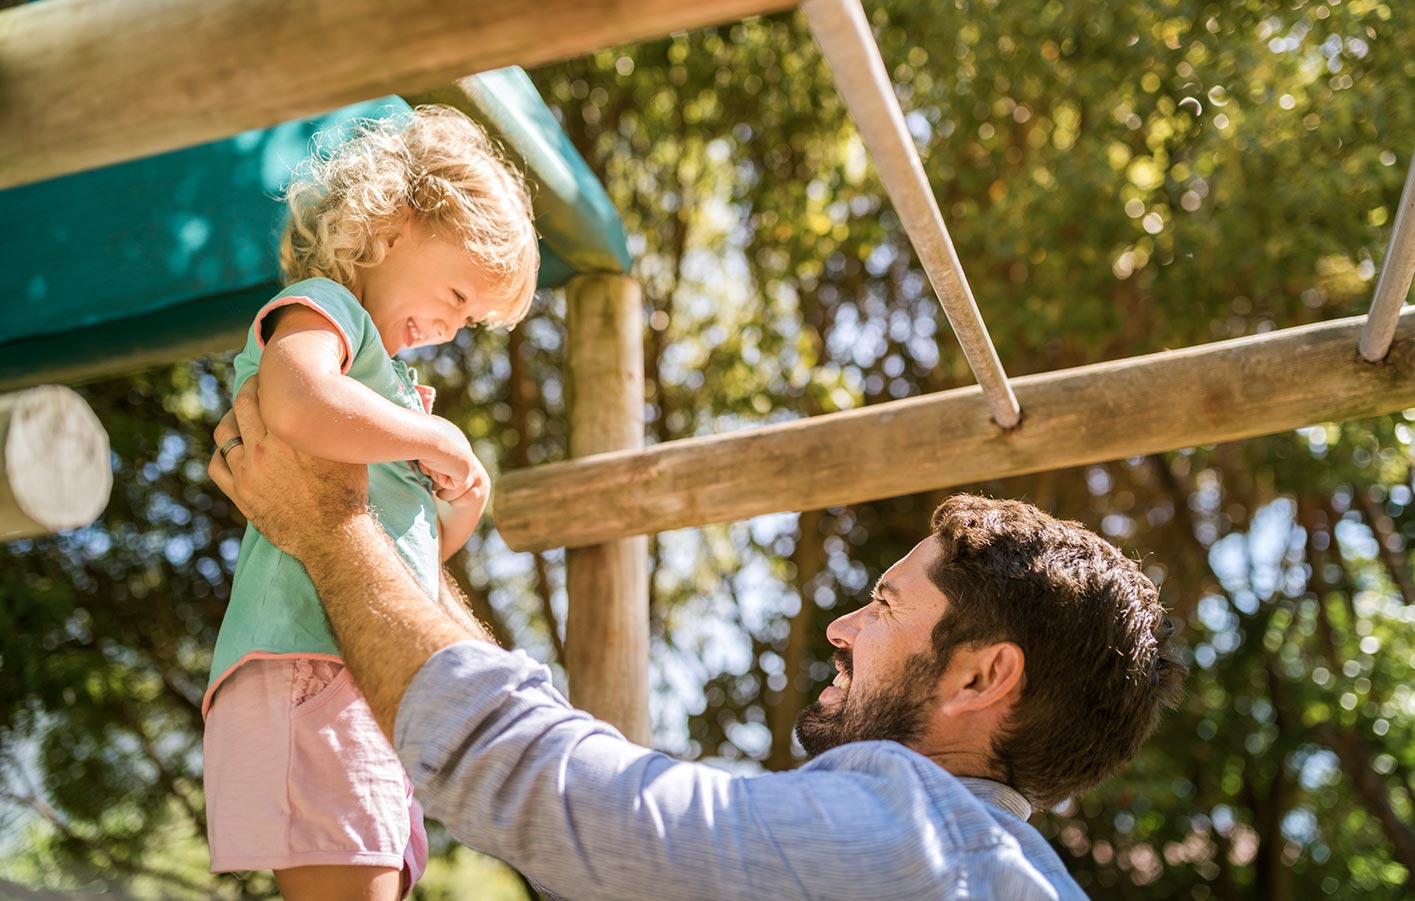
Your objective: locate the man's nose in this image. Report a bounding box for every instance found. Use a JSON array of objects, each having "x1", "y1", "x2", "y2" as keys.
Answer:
[{"x1": 825, "y1": 608, "x2": 861, "y2": 649}]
